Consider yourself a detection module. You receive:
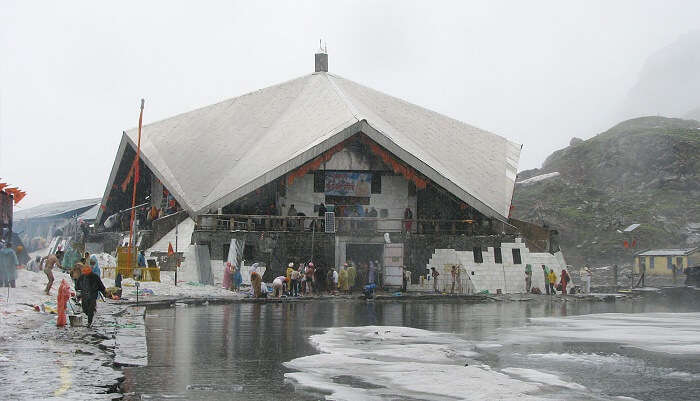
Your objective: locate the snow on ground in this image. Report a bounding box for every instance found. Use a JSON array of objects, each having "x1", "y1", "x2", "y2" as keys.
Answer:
[
  {"x1": 284, "y1": 326, "x2": 547, "y2": 401},
  {"x1": 508, "y1": 312, "x2": 700, "y2": 354},
  {"x1": 0, "y1": 269, "x2": 77, "y2": 338},
  {"x1": 0, "y1": 265, "x2": 242, "y2": 342},
  {"x1": 516, "y1": 172, "x2": 560, "y2": 185},
  {"x1": 102, "y1": 271, "x2": 243, "y2": 299}
]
